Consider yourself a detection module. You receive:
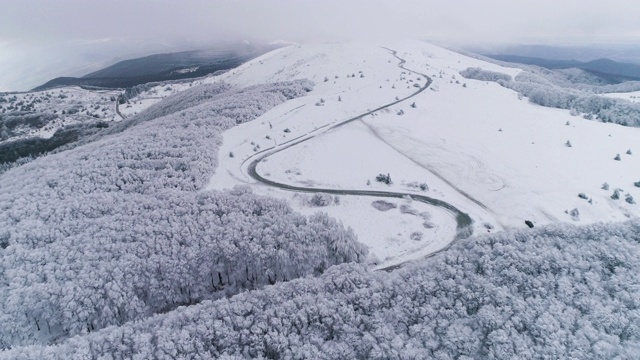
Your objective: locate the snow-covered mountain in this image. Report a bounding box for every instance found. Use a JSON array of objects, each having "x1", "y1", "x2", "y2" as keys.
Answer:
[{"x1": 1, "y1": 40, "x2": 639, "y2": 358}]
